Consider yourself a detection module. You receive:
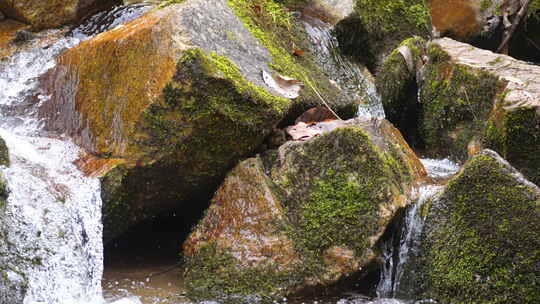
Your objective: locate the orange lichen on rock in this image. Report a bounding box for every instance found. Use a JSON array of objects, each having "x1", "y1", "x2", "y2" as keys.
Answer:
[
  {"x1": 42, "y1": 9, "x2": 179, "y2": 160},
  {"x1": 0, "y1": 19, "x2": 28, "y2": 59},
  {"x1": 428, "y1": 0, "x2": 482, "y2": 39},
  {"x1": 183, "y1": 157, "x2": 301, "y2": 271},
  {"x1": 0, "y1": 0, "x2": 116, "y2": 30}
]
